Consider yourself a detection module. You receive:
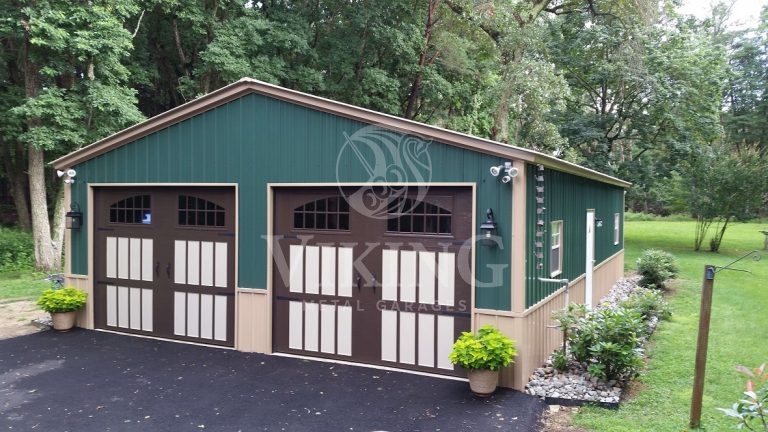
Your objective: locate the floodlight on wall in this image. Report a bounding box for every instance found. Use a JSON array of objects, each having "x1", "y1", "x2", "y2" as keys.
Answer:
[
  {"x1": 58, "y1": 168, "x2": 77, "y2": 184},
  {"x1": 490, "y1": 162, "x2": 518, "y2": 183},
  {"x1": 490, "y1": 165, "x2": 503, "y2": 177}
]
